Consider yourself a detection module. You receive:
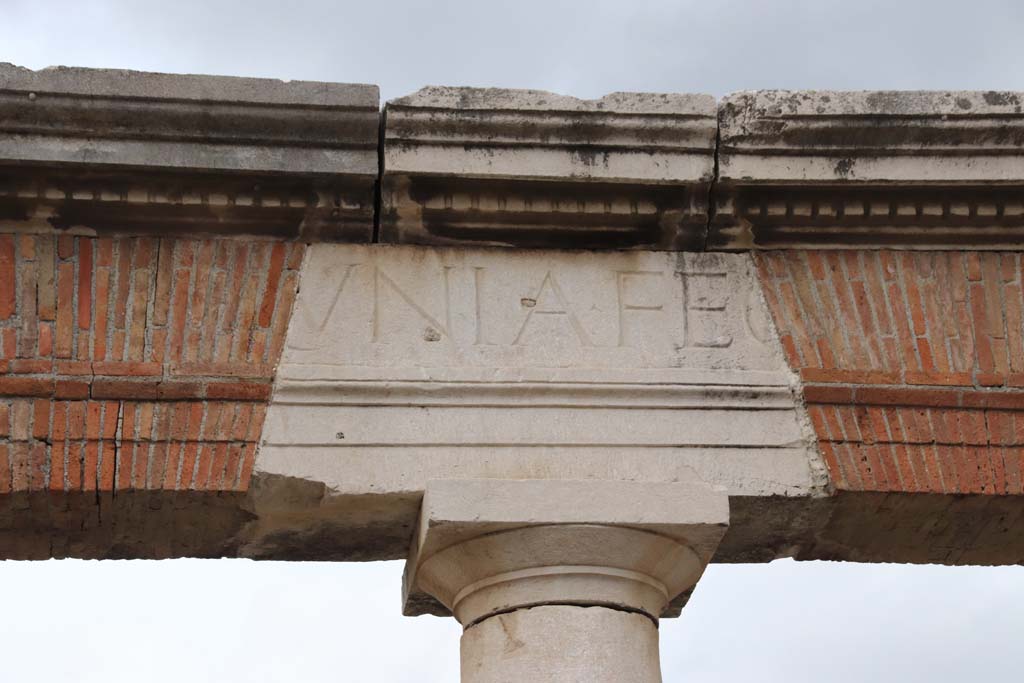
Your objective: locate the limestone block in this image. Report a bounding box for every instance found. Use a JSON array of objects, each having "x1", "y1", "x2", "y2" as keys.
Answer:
[
  {"x1": 381, "y1": 87, "x2": 716, "y2": 249},
  {"x1": 713, "y1": 90, "x2": 1024, "y2": 249},
  {"x1": 0, "y1": 64, "x2": 380, "y2": 240},
  {"x1": 252, "y1": 244, "x2": 824, "y2": 567}
]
